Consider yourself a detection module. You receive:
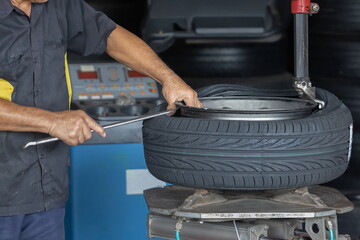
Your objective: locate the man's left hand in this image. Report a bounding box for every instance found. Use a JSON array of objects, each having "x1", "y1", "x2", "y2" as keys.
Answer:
[{"x1": 161, "y1": 74, "x2": 203, "y2": 110}]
